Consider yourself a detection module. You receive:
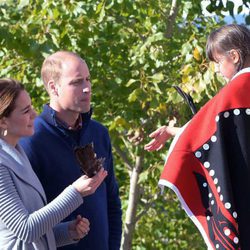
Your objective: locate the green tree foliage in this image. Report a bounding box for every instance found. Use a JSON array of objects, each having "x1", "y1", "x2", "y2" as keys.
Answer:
[{"x1": 0, "y1": 0, "x2": 247, "y2": 249}]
